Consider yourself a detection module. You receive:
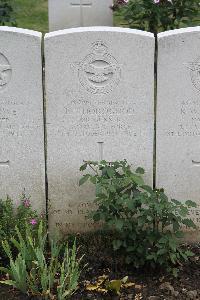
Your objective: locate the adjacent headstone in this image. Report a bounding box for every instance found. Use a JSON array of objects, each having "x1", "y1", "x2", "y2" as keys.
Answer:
[
  {"x1": 48, "y1": 0, "x2": 113, "y2": 32},
  {"x1": 45, "y1": 27, "x2": 154, "y2": 235},
  {"x1": 157, "y1": 27, "x2": 200, "y2": 240},
  {"x1": 0, "y1": 27, "x2": 45, "y2": 211}
]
